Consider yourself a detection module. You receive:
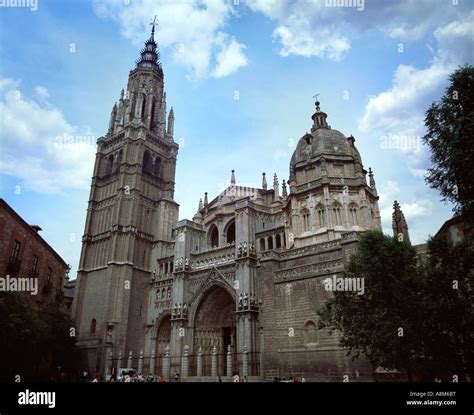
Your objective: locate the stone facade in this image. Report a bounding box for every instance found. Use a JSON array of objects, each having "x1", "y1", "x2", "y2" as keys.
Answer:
[{"x1": 72, "y1": 30, "x2": 382, "y2": 381}]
